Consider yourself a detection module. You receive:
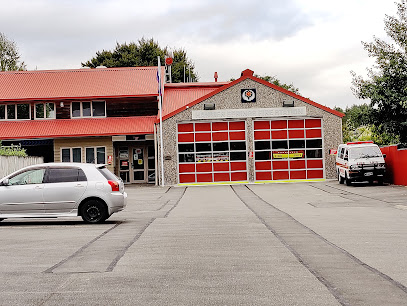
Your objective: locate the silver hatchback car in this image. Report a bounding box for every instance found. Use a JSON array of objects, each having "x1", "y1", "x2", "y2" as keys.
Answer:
[{"x1": 0, "y1": 163, "x2": 127, "y2": 223}]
